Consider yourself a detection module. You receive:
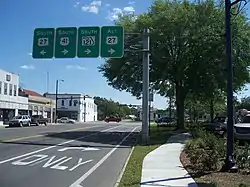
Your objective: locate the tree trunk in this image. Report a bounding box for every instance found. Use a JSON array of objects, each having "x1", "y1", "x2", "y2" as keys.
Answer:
[
  {"x1": 176, "y1": 83, "x2": 185, "y2": 129},
  {"x1": 210, "y1": 98, "x2": 214, "y2": 122}
]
